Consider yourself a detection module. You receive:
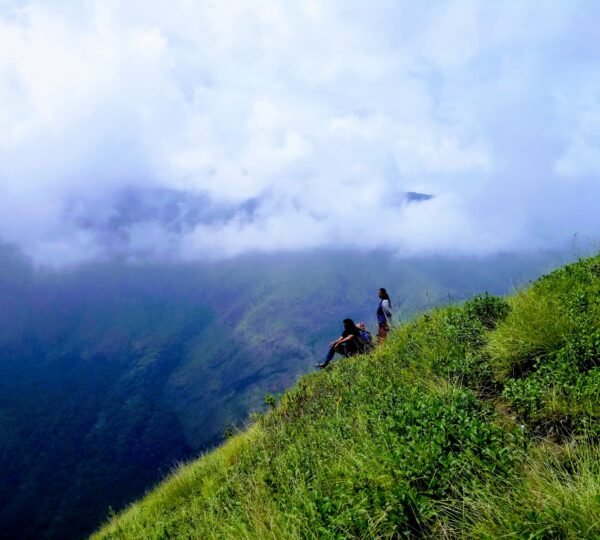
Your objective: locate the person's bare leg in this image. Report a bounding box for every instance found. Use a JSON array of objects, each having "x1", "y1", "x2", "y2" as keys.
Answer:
[{"x1": 377, "y1": 323, "x2": 389, "y2": 343}]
